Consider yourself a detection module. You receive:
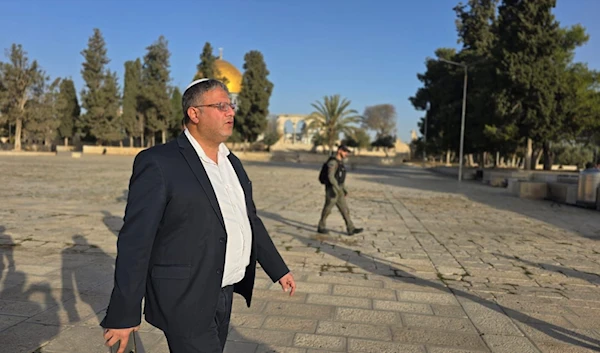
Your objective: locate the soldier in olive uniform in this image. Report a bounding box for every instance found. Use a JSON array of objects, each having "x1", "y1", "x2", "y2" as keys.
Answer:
[{"x1": 317, "y1": 145, "x2": 364, "y2": 235}]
